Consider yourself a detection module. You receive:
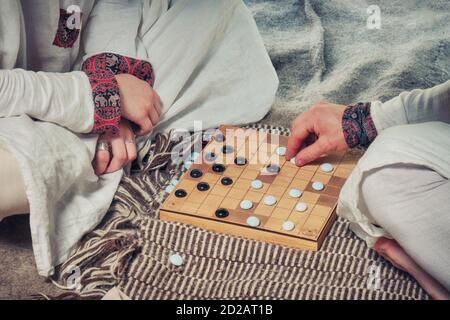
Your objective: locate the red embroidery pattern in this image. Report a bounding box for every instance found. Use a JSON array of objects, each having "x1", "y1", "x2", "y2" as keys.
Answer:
[
  {"x1": 89, "y1": 53, "x2": 155, "y2": 87},
  {"x1": 53, "y1": 9, "x2": 82, "y2": 49},
  {"x1": 82, "y1": 53, "x2": 155, "y2": 135},
  {"x1": 342, "y1": 102, "x2": 378, "y2": 149},
  {"x1": 82, "y1": 65, "x2": 121, "y2": 135}
]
